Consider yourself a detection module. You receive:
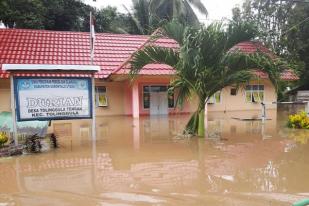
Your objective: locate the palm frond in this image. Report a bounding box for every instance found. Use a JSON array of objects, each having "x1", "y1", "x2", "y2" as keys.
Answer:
[
  {"x1": 187, "y1": 0, "x2": 208, "y2": 17},
  {"x1": 226, "y1": 20, "x2": 259, "y2": 50},
  {"x1": 247, "y1": 52, "x2": 285, "y2": 91},
  {"x1": 161, "y1": 20, "x2": 187, "y2": 45},
  {"x1": 123, "y1": 4, "x2": 144, "y2": 34},
  {"x1": 170, "y1": 78, "x2": 192, "y2": 109},
  {"x1": 129, "y1": 46, "x2": 179, "y2": 78}
]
